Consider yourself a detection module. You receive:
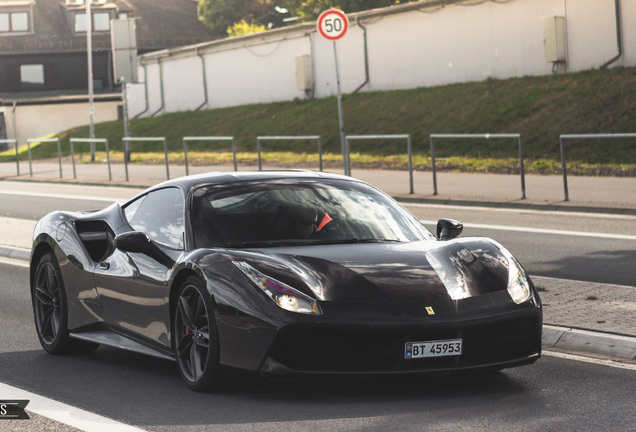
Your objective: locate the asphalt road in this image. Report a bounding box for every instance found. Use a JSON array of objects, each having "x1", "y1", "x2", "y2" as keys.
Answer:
[{"x1": 1, "y1": 264, "x2": 635, "y2": 432}]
